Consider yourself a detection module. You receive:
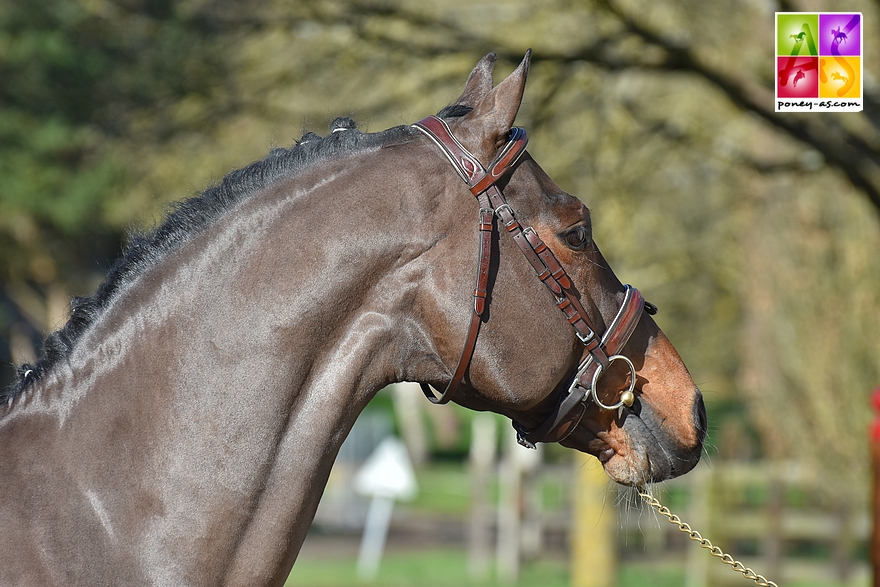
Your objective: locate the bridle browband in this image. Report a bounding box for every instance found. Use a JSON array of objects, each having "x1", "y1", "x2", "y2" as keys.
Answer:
[{"x1": 412, "y1": 115, "x2": 654, "y2": 448}]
